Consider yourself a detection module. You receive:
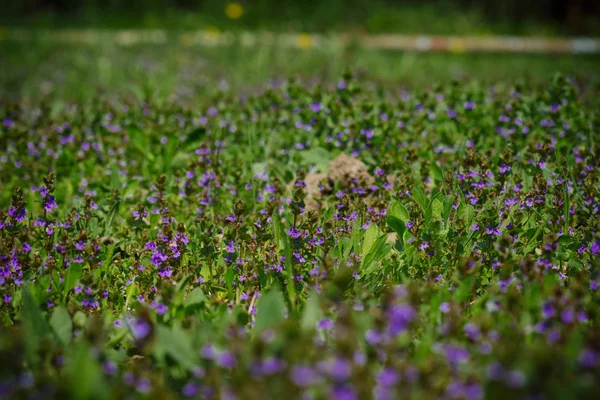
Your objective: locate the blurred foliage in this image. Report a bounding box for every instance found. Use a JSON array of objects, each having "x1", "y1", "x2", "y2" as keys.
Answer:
[
  {"x1": 1, "y1": 40, "x2": 599, "y2": 105},
  {"x1": 2, "y1": 0, "x2": 600, "y2": 36}
]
